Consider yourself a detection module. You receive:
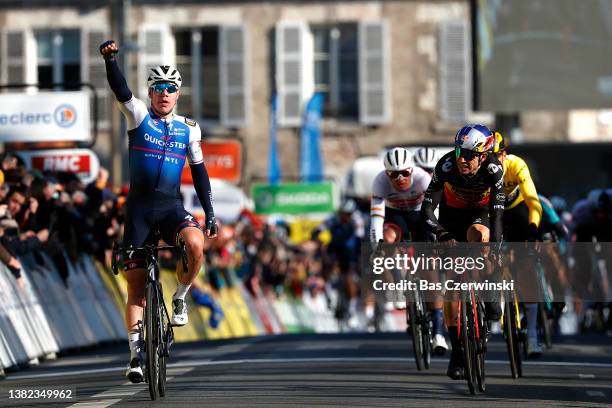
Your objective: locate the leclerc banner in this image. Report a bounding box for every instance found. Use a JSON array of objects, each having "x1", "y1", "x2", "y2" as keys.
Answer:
[
  {"x1": 252, "y1": 182, "x2": 335, "y2": 215},
  {"x1": 181, "y1": 140, "x2": 242, "y2": 183},
  {"x1": 0, "y1": 91, "x2": 91, "y2": 142}
]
